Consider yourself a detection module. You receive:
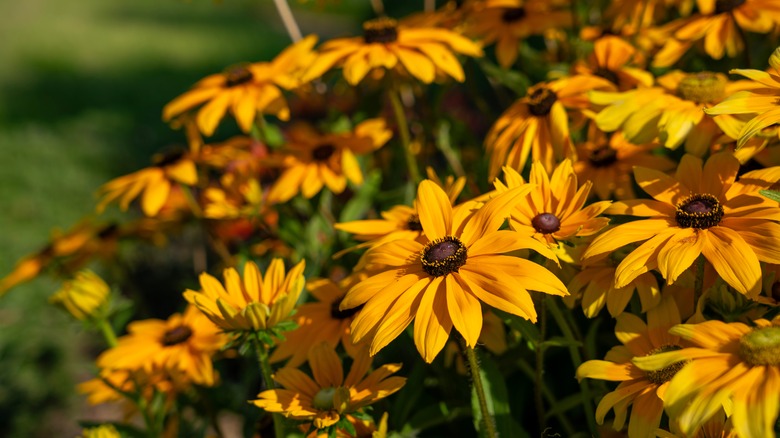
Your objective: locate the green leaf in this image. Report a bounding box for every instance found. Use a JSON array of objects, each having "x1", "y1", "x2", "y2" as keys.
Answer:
[
  {"x1": 471, "y1": 353, "x2": 529, "y2": 438},
  {"x1": 759, "y1": 189, "x2": 780, "y2": 203},
  {"x1": 477, "y1": 59, "x2": 530, "y2": 96},
  {"x1": 538, "y1": 336, "x2": 583, "y2": 349},
  {"x1": 498, "y1": 310, "x2": 541, "y2": 349},
  {"x1": 391, "y1": 361, "x2": 426, "y2": 427},
  {"x1": 339, "y1": 170, "x2": 382, "y2": 223}
]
